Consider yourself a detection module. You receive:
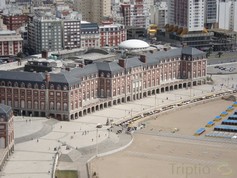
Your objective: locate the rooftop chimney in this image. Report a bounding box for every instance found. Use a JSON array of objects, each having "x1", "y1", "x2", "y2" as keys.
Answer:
[
  {"x1": 42, "y1": 50, "x2": 48, "y2": 59},
  {"x1": 139, "y1": 55, "x2": 147, "y2": 63},
  {"x1": 118, "y1": 59, "x2": 126, "y2": 68}
]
